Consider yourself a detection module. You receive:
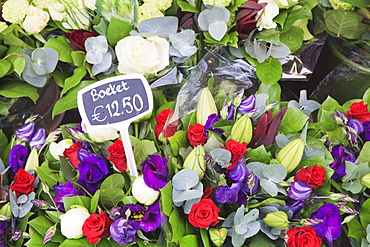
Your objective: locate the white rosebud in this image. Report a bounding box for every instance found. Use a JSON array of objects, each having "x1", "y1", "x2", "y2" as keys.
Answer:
[
  {"x1": 82, "y1": 121, "x2": 119, "y2": 142},
  {"x1": 131, "y1": 176, "x2": 159, "y2": 205},
  {"x1": 22, "y1": 6, "x2": 50, "y2": 34},
  {"x1": 115, "y1": 35, "x2": 169, "y2": 75},
  {"x1": 49, "y1": 139, "x2": 74, "y2": 160},
  {"x1": 60, "y1": 206, "x2": 90, "y2": 239},
  {"x1": 256, "y1": 0, "x2": 279, "y2": 31}
]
